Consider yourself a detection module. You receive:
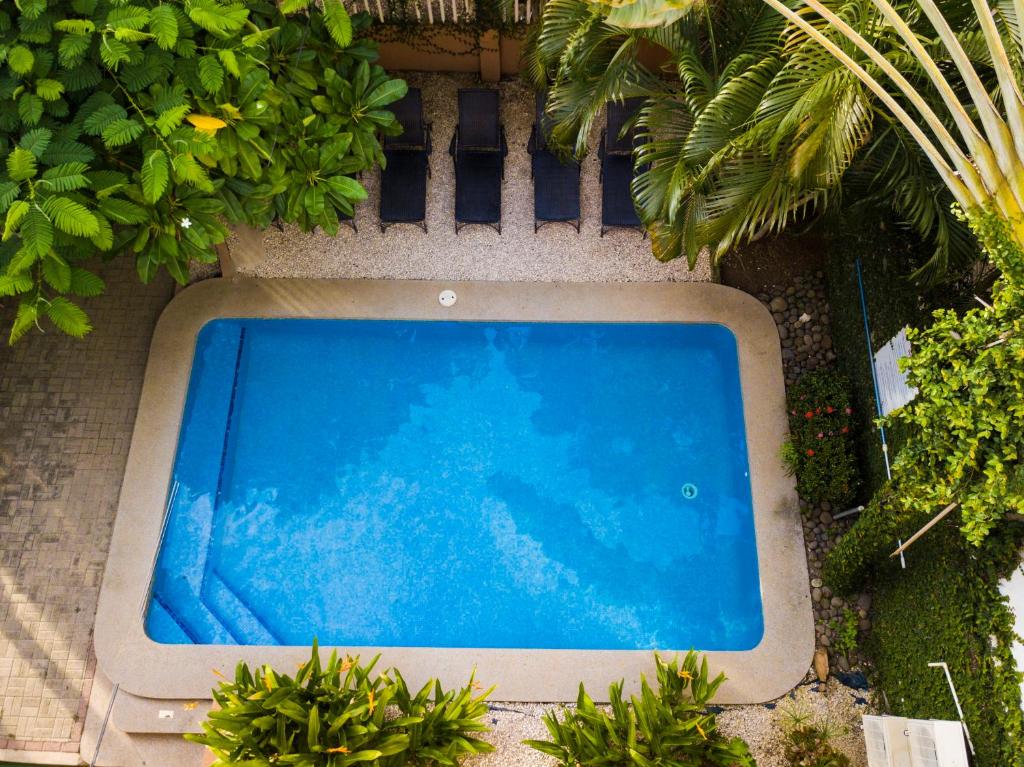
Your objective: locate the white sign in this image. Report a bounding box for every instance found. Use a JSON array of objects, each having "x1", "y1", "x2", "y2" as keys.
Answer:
[{"x1": 874, "y1": 327, "x2": 917, "y2": 416}]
